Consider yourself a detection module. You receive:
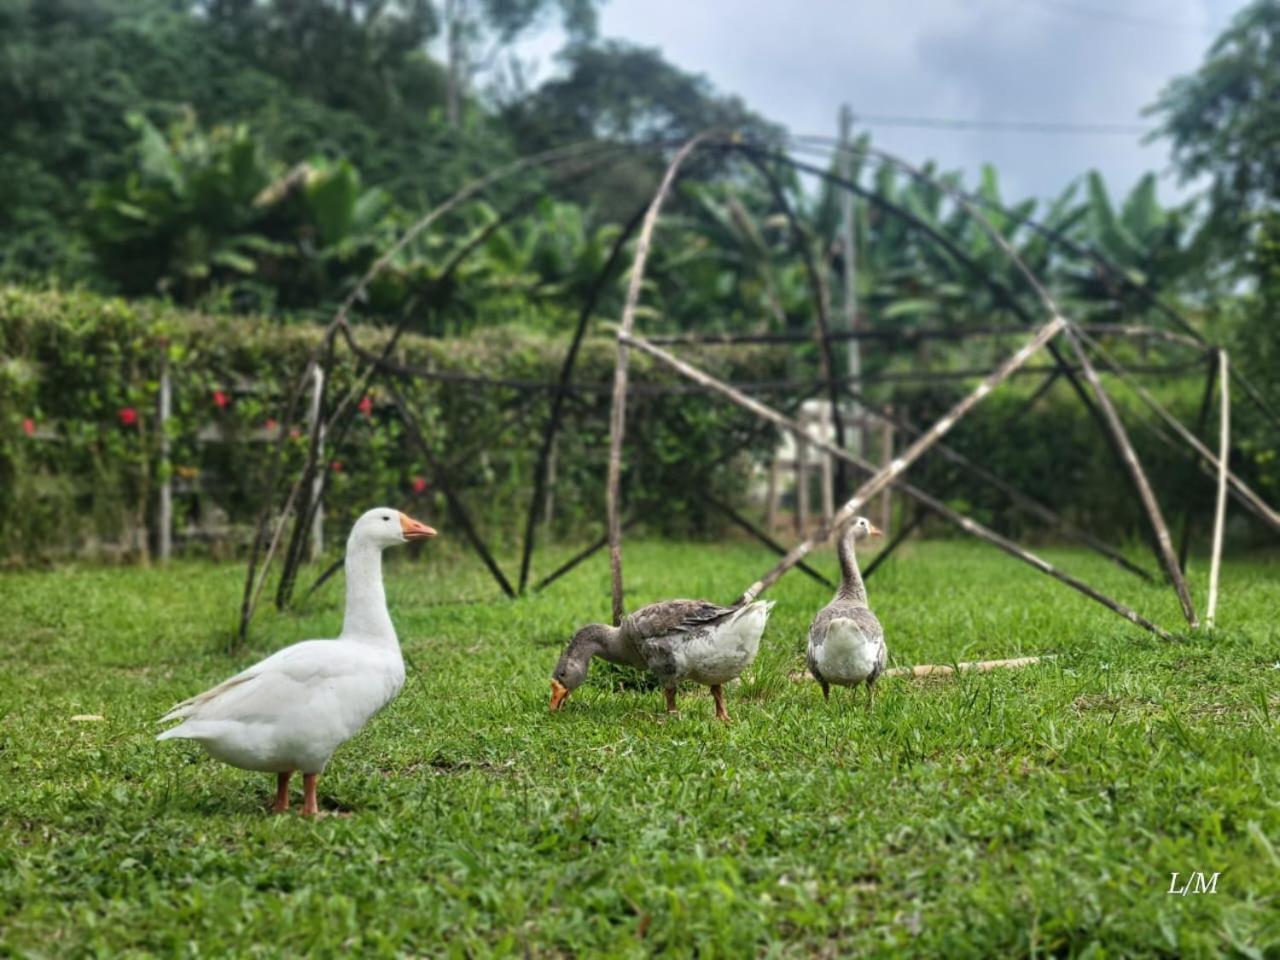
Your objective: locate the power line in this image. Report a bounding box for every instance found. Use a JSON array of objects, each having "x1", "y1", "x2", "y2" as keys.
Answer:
[
  {"x1": 1018, "y1": 0, "x2": 1212, "y2": 33},
  {"x1": 827, "y1": 115, "x2": 1151, "y2": 136}
]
